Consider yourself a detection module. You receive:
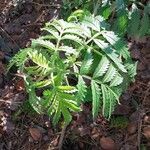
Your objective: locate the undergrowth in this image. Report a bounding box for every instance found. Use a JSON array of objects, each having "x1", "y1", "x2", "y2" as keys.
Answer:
[
  {"x1": 62, "y1": 0, "x2": 150, "y2": 39},
  {"x1": 8, "y1": 0, "x2": 138, "y2": 126}
]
